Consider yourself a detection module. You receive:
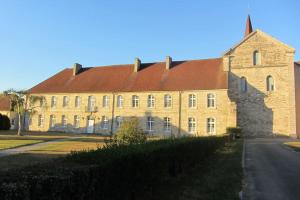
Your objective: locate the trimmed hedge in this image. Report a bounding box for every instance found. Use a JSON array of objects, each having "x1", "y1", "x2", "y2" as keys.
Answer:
[
  {"x1": 227, "y1": 127, "x2": 242, "y2": 139},
  {"x1": 0, "y1": 114, "x2": 11, "y2": 130},
  {"x1": 0, "y1": 136, "x2": 227, "y2": 200}
]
